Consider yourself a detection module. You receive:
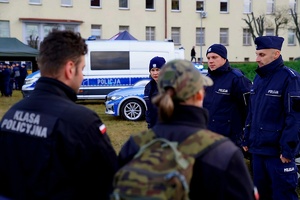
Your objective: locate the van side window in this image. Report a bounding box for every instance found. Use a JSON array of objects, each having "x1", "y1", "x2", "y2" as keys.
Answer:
[{"x1": 90, "y1": 51, "x2": 130, "y2": 70}]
